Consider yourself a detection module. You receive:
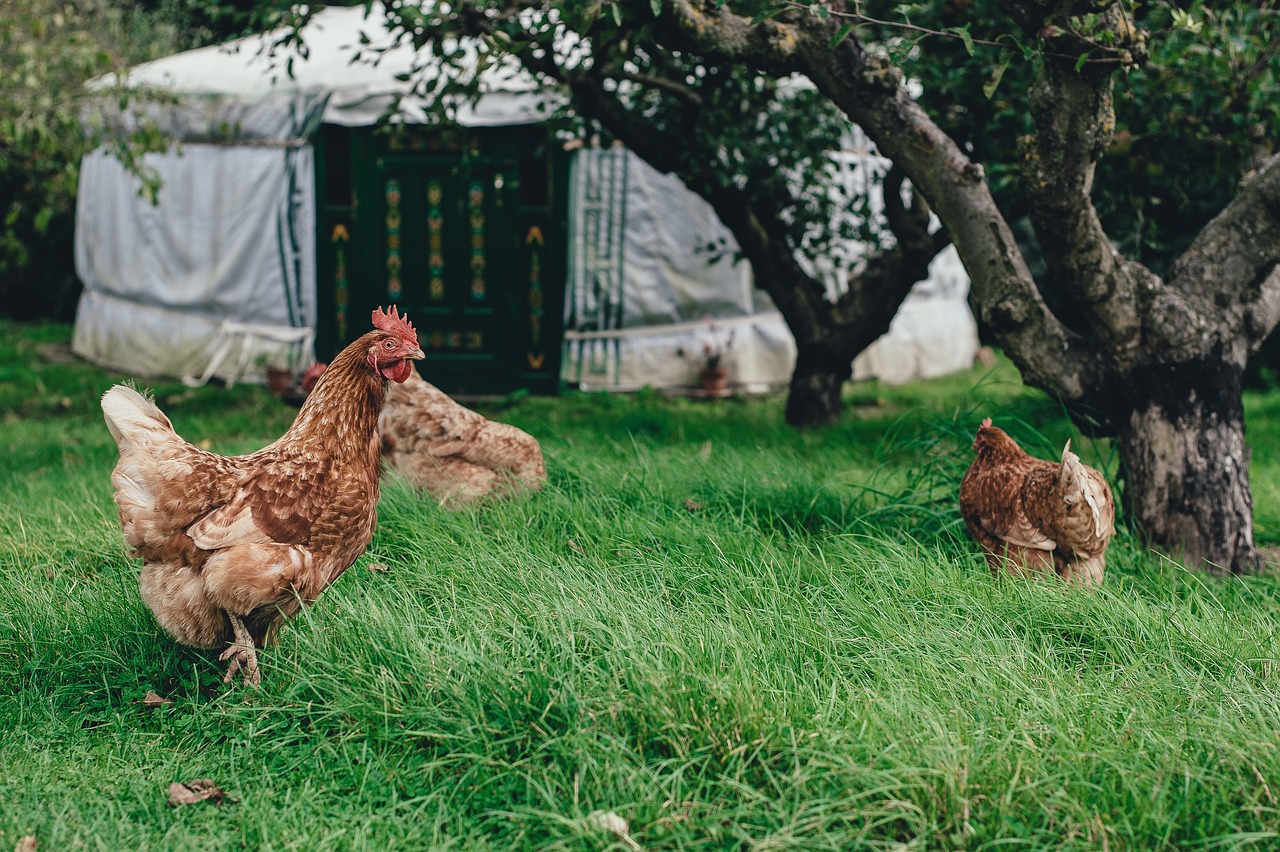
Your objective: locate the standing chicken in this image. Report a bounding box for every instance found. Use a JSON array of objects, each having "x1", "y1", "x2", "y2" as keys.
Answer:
[
  {"x1": 959, "y1": 418, "x2": 1115, "y2": 585},
  {"x1": 378, "y1": 365, "x2": 546, "y2": 506},
  {"x1": 101, "y1": 307, "x2": 423, "y2": 685}
]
